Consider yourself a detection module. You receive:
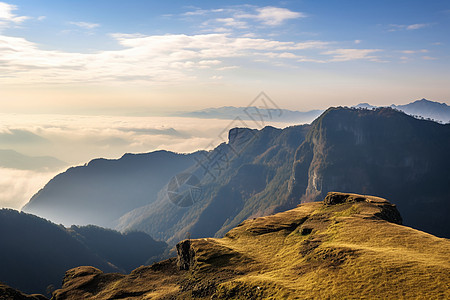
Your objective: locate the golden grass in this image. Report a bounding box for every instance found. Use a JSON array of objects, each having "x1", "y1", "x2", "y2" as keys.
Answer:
[
  {"x1": 205, "y1": 198, "x2": 450, "y2": 299},
  {"x1": 52, "y1": 193, "x2": 450, "y2": 299}
]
